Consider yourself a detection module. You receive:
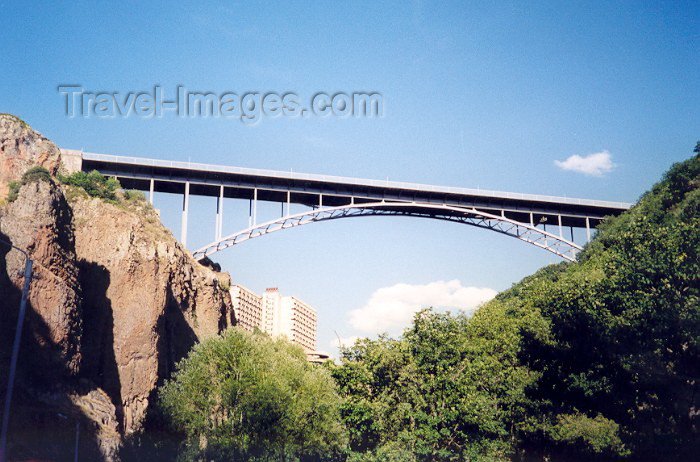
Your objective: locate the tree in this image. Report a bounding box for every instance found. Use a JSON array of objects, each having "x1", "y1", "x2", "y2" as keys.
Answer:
[
  {"x1": 331, "y1": 309, "x2": 537, "y2": 461},
  {"x1": 159, "y1": 329, "x2": 348, "y2": 461}
]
